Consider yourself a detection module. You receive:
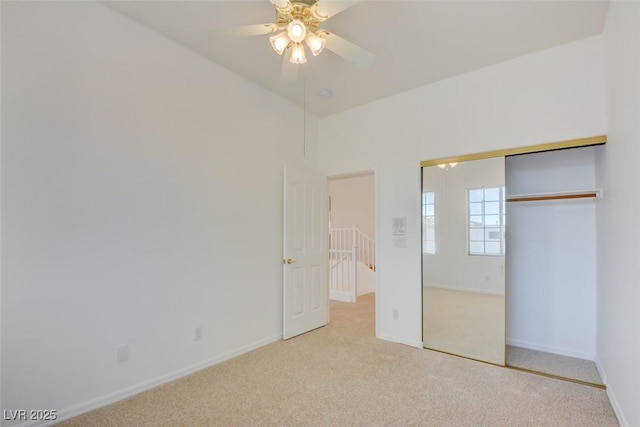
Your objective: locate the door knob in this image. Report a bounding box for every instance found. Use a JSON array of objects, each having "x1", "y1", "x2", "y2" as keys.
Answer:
[{"x1": 284, "y1": 258, "x2": 296, "y2": 264}]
